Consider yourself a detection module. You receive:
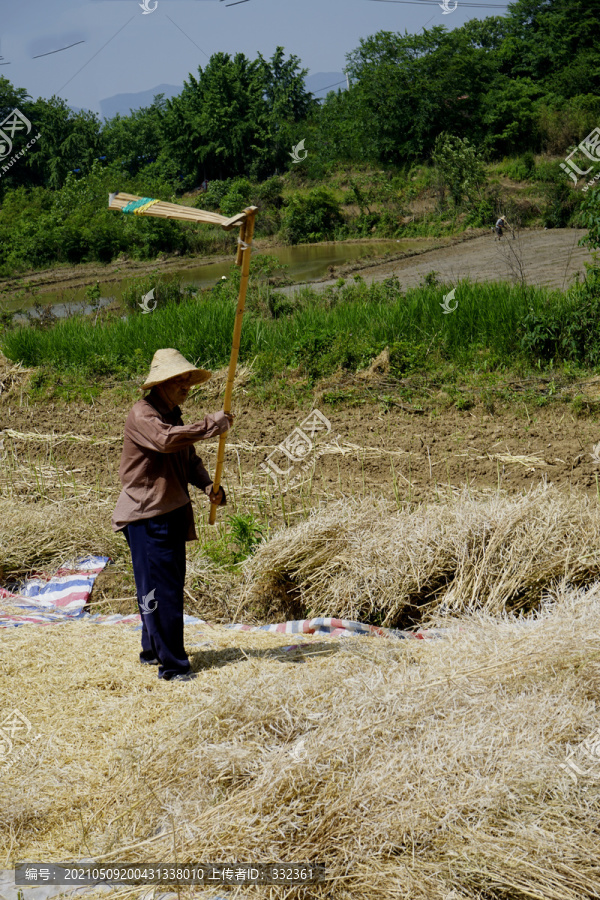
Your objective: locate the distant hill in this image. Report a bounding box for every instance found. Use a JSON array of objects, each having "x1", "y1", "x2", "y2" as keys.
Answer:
[
  {"x1": 95, "y1": 72, "x2": 345, "y2": 120},
  {"x1": 99, "y1": 84, "x2": 183, "y2": 120}
]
